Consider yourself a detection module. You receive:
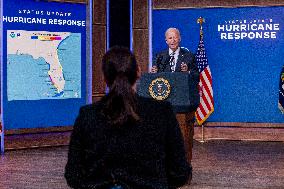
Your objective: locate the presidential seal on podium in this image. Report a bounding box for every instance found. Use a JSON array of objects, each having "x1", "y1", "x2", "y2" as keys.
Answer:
[{"x1": 148, "y1": 77, "x2": 171, "y2": 100}]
